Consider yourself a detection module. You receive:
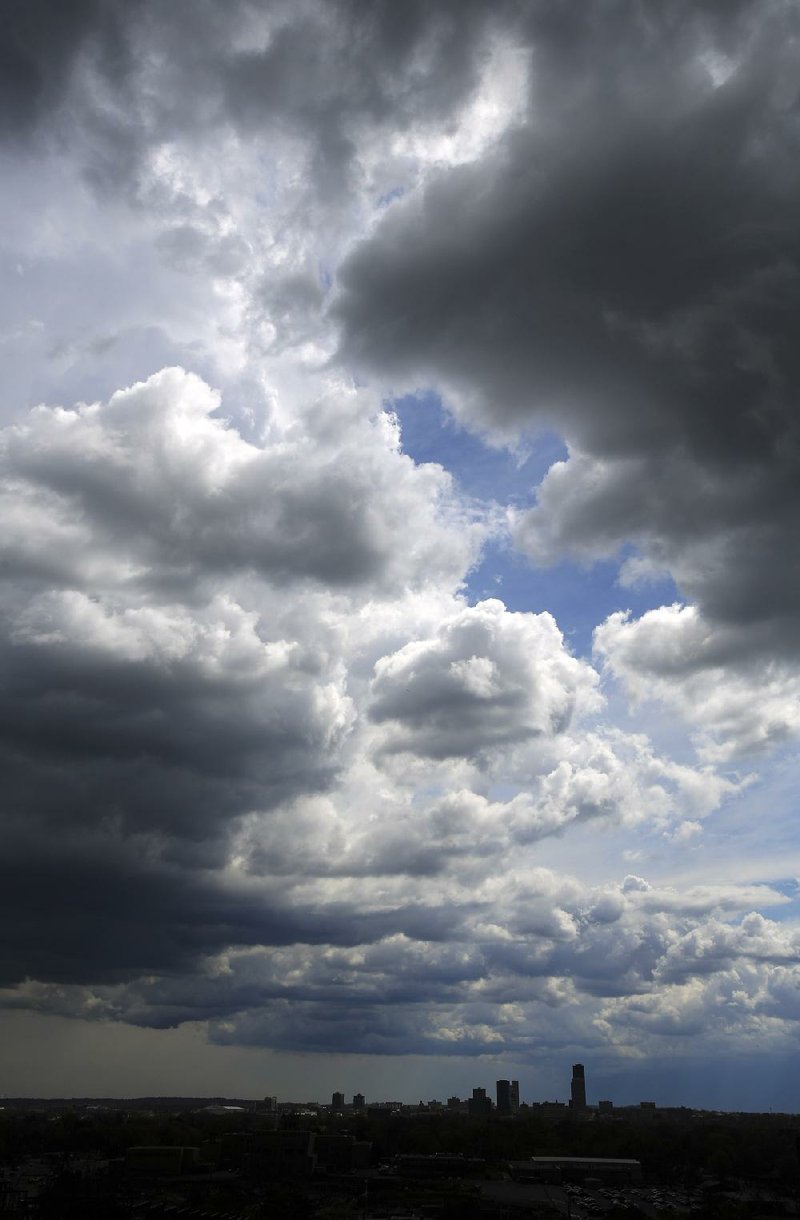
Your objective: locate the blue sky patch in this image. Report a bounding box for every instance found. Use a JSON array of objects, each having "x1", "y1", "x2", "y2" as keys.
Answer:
[{"x1": 391, "y1": 390, "x2": 679, "y2": 655}]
